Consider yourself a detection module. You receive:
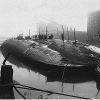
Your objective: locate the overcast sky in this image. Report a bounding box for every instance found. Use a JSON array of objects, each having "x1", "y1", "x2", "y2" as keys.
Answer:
[{"x1": 0, "y1": 0, "x2": 100, "y2": 37}]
